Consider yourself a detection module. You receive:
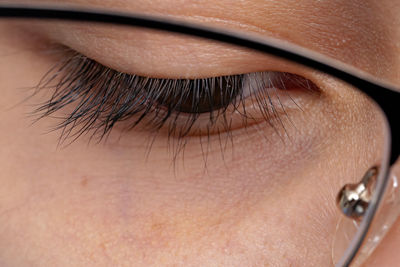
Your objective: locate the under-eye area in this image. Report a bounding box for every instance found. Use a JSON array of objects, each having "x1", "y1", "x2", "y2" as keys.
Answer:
[{"x1": 31, "y1": 49, "x2": 321, "y2": 146}]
